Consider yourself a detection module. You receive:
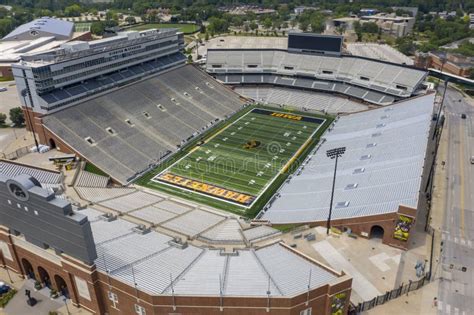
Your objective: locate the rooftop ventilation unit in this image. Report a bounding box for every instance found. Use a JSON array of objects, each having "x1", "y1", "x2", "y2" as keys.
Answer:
[
  {"x1": 335, "y1": 201, "x2": 350, "y2": 208},
  {"x1": 168, "y1": 238, "x2": 188, "y2": 249},
  {"x1": 99, "y1": 213, "x2": 117, "y2": 222},
  {"x1": 132, "y1": 224, "x2": 151, "y2": 235},
  {"x1": 345, "y1": 183, "x2": 359, "y2": 190}
]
